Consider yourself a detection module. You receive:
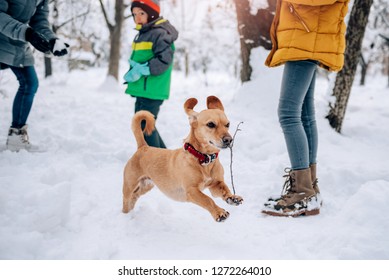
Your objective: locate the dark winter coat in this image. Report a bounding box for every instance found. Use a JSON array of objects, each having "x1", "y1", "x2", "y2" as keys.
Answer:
[
  {"x1": 0, "y1": 0, "x2": 56, "y2": 67},
  {"x1": 125, "y1": 18, "x2": 178, "y2": 100}
]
